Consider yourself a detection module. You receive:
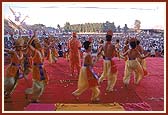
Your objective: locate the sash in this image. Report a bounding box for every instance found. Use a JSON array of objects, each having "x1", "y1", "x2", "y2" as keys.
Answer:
[
  {"x1": 11, "y1": 63, "x2": 24, "y2": 79},
  {"x1": 11, "y1": 63, "x2": 20, "y2": 67},
  {"x1": 84, "y1": 64, "x2": 99, "y2": 80},
  {"x1": 129, "y1": 57, "x2": 136, "y2": 60},
  {"x1": 102, "y1": 57, "x2": 117, "y2": 73},
  {"x1": 24, "y1": 55, "x2": 31, "y2": 69},
  {"x1": 34, "y1": 63, "x2": 45, "y2": 80},
  {"x1": 103, "y1": 57, "x2": 112, "y2": 60}
]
